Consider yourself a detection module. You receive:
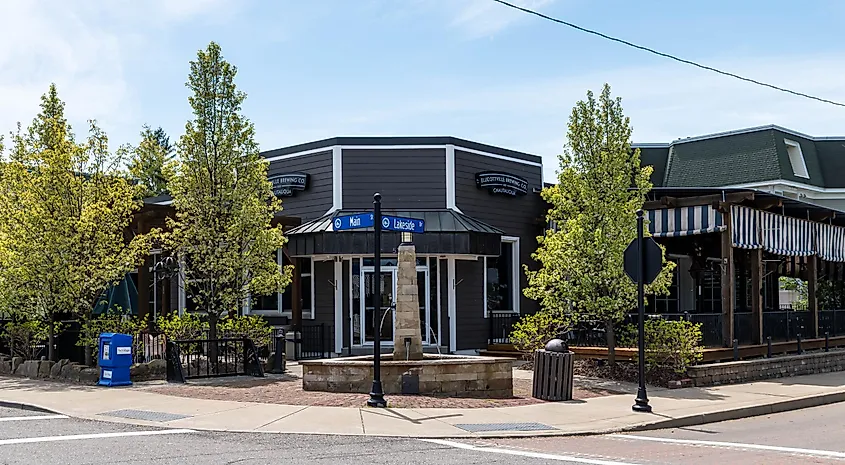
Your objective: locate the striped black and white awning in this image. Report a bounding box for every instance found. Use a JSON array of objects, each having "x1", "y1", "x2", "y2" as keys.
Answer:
[
  {"x1": 647, "y1": 206, "x2": 726, "y2": 238},
  {"x1": 732, "y1": 205, "x2": 835, "y2": 259}
]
